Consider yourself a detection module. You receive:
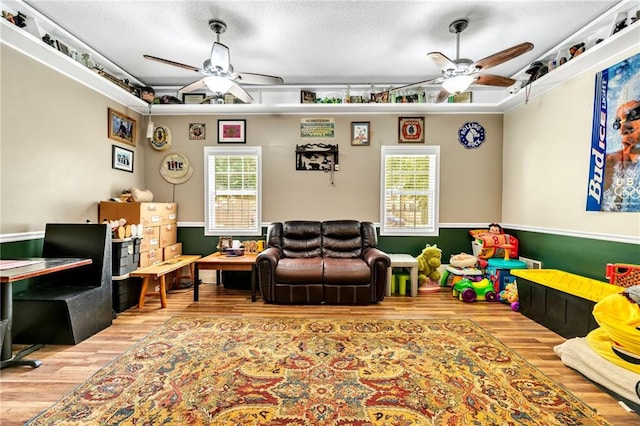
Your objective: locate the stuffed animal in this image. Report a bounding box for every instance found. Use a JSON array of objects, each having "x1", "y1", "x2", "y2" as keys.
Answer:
[
  {"x1": 417, "y1": 244, "x2": 442, "y2": 286},
  {"x1": 449, "y1": 252, "x2": 478, "y2": 269}
]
